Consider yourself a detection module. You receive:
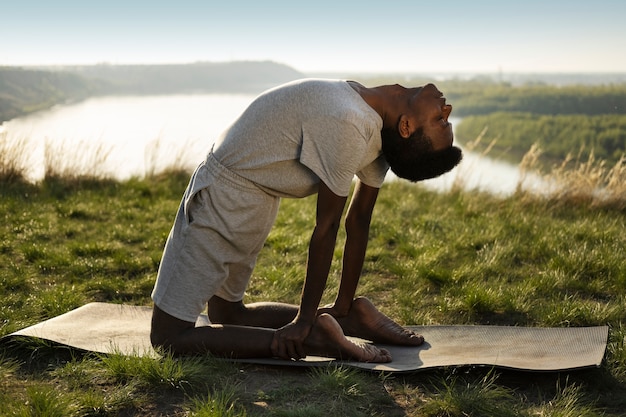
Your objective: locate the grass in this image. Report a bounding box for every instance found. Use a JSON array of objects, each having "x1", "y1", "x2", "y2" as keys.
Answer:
[{"x1": 0, "y1": 140, "x2": 625, "y2": 416}]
